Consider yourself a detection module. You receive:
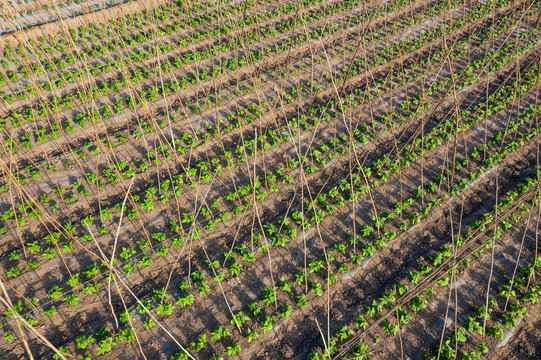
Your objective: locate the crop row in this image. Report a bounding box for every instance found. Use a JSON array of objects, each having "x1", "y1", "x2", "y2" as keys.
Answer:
[
  {"x1": 0, "y1": 2, "x2": 532, "y2": 292},
  {"x1": 1, "y1": 26, "x2": 540, "y2": 358},
  {"x1": 311, "y1": 164, "x2": 541, "y2": 359},
  {"x1": 0, "y1": 1, "x2": 531, "y2": 270}
]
